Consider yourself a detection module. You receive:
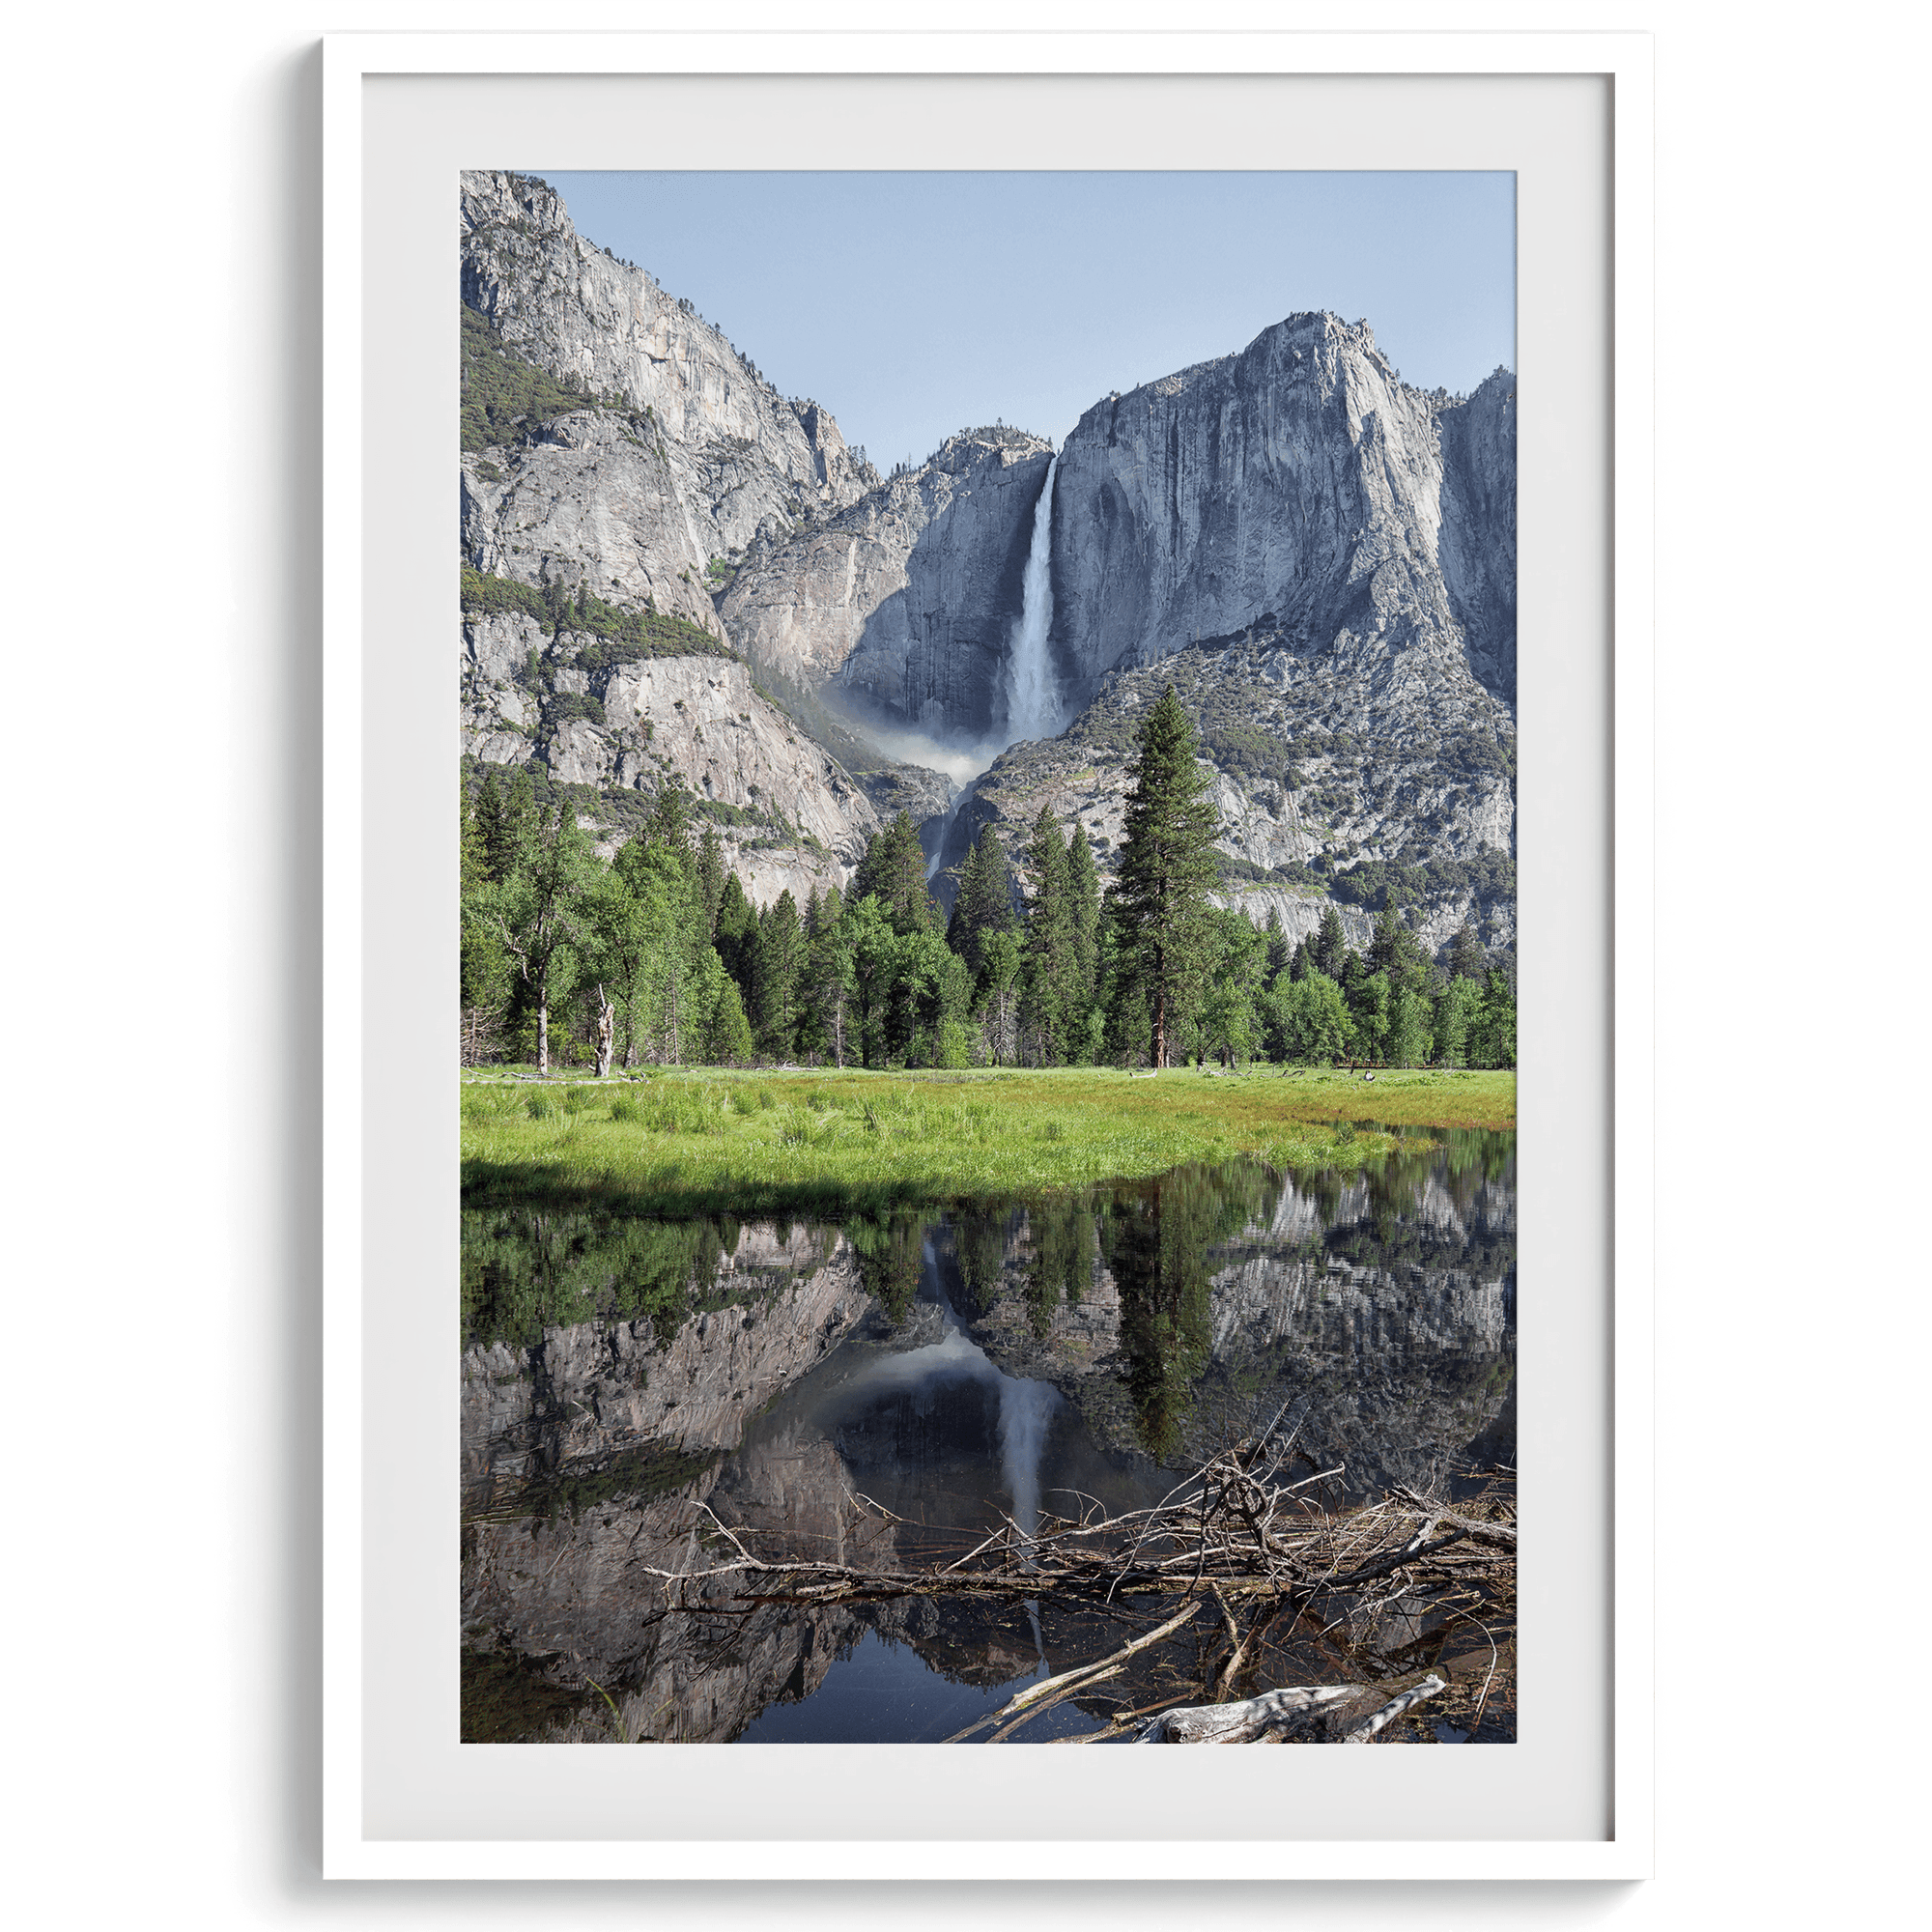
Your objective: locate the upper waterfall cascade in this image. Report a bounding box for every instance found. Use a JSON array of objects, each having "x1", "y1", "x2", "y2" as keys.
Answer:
[{"x1": 1002, "y1": 456, "x2": 1062, "y2": 743}]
